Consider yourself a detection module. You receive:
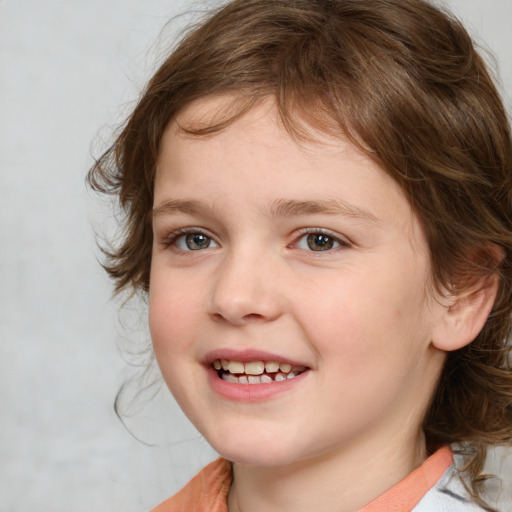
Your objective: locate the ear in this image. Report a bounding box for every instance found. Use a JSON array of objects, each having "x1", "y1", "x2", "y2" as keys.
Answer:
[{"x1": 432, "y1": 274, "x2": 499, "y2": 352}]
